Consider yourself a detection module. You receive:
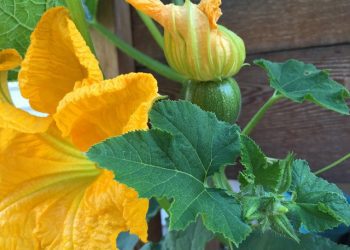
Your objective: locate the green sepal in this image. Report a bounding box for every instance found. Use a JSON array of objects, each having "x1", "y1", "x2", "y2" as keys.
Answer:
[{"x1": 269, "y1": 214, "x2": 299, "y2": 242}]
